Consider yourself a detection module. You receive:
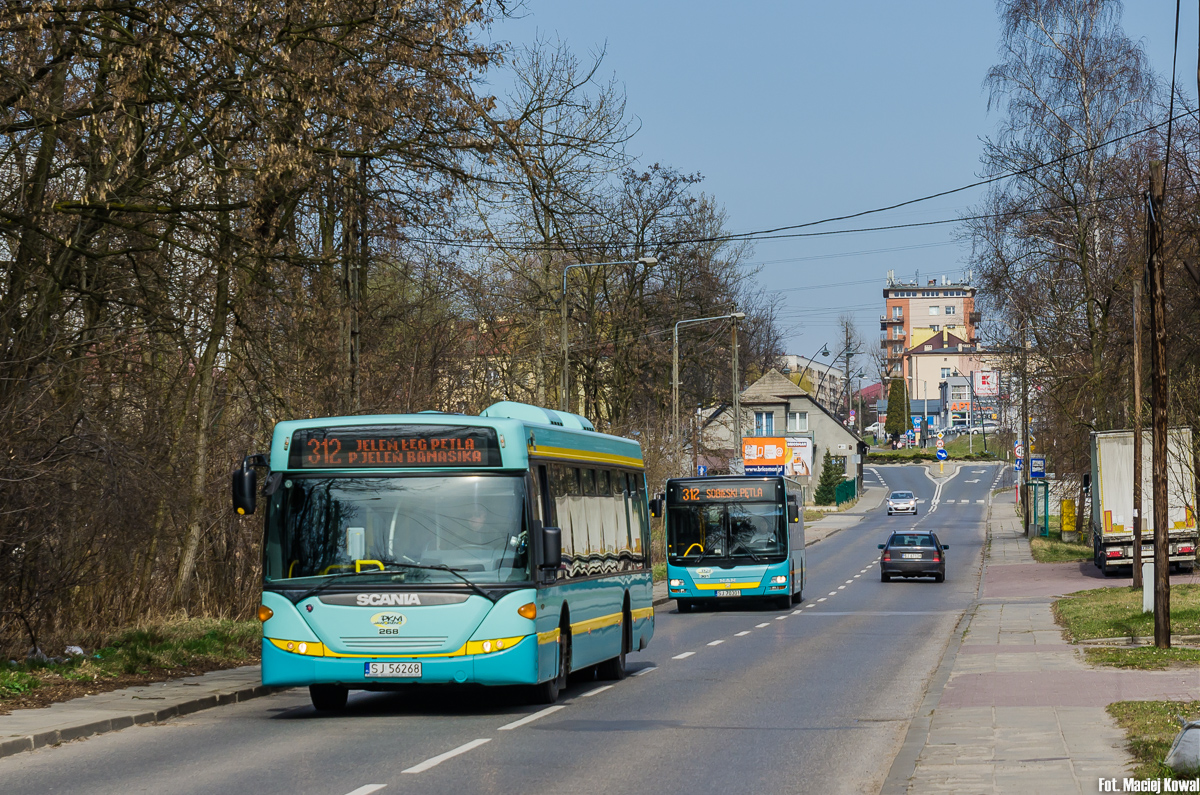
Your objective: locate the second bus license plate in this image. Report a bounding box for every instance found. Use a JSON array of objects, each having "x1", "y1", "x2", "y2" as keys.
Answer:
[
  {"x1": 365, "y1": 662, "x2": 421, "y2": 678},
  {"x1": 714, "y1": 589, "x2": 741, "y2": 597}
]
